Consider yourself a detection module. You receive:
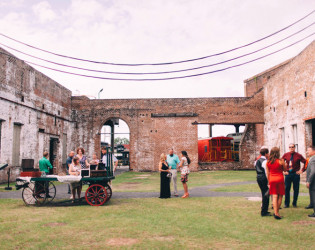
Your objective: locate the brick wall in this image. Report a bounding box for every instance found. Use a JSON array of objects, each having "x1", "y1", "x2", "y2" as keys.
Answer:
[
  {"x1": 0, "y1": 48, "x2": 73, "y2": 183},
  {"x1": 71, "y1": 91, "x2": 264, "y2": 172}
]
